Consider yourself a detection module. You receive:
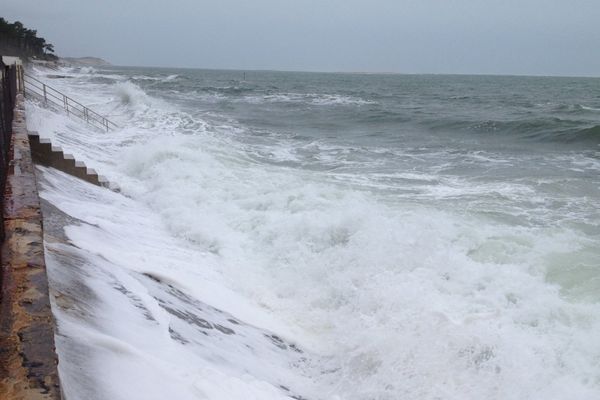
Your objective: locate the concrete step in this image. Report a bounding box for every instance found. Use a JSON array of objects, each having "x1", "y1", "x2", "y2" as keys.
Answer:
[
  {"x1": 60, "y1": 153, "x2": 76, "y2": 171},
  {"x1": 73, "y1": 160, "x2": 88, "y2": 180},
  {"x1": 85, "y1": 168, "x2": 100, "y2": 185},
  {"x1": 28, "y1": 130, "x2": 40, "y2": 144}
]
